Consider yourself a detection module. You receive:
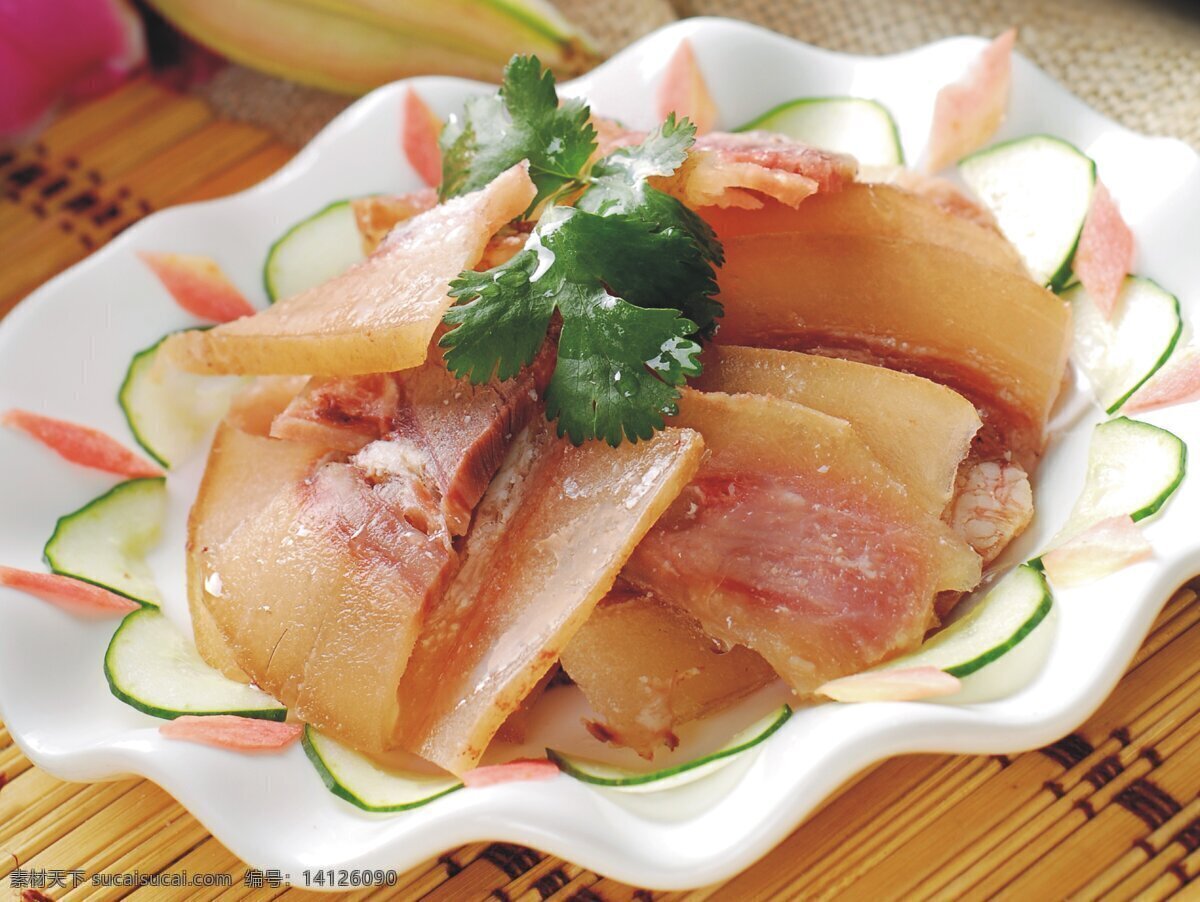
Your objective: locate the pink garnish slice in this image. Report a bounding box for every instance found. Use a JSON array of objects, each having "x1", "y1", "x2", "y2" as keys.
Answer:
[
  {"x1": 657, "y1": 39, "x2": 717, "y2": 135},
  {"x1": 923, "y1": 28, "x2": 1017, "y2": 173},
  {"x1": 138, "y1": 252, "x2": 256, "y2": 323},
  {"x1": 2, "y1": 409, "x2": 163, "y2": 478},
  {"x1": 159, "y1": 715, "x2": 301, "y2": 752},
  {"x1": 402, "y1": 88, "x2": 442, "y2": 188},
  {"x1": 1124, "y1": 347, "x2": 1200, "y2": 414},
  {"x1": 461, "y1": 758, "x2": 560, "y2": 788},
  {"x1": 0, "y1": 566, "x2": 139, "y2": 617},
  {"x1": 1073, "y1": 181, "x2": 1136, "y2": 319},
  {"x1": 817, "y1": 666, "x2": 961, "y2": 702},
  {"x1": 1042, "y1": 515, "x2": 1152, "y2": 588}
]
